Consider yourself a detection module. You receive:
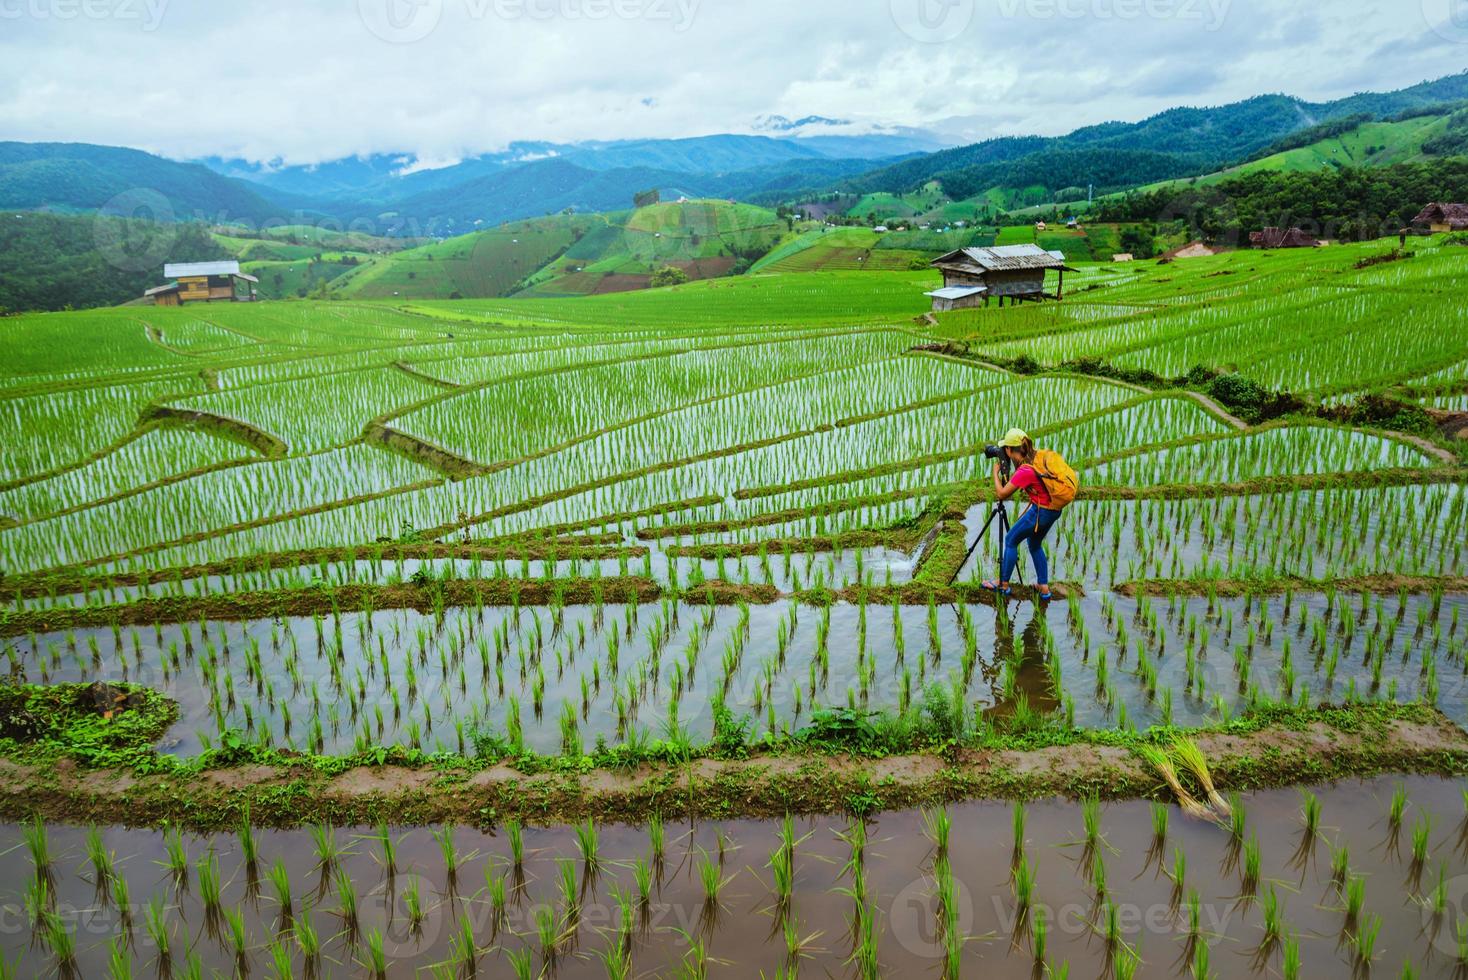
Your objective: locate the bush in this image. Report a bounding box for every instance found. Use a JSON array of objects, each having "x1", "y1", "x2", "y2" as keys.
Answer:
[{"x1": 649, "y1": 266, "x2": 689, "y2": 288}]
